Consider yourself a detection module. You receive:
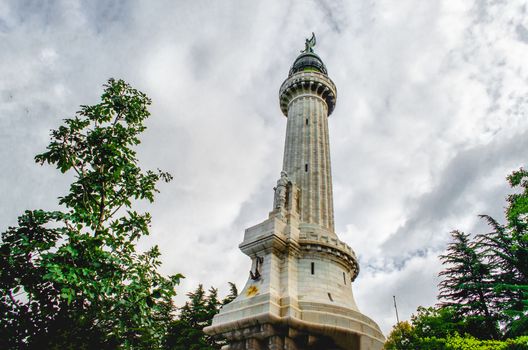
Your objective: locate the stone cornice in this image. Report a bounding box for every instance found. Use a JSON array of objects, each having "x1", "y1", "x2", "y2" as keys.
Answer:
[
  {"x1": 299, "y1": 232, "x2": 360, "y2": 280},
  {"x1": 279, "y1": 71, "x2": 337, "y2": 117}
]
